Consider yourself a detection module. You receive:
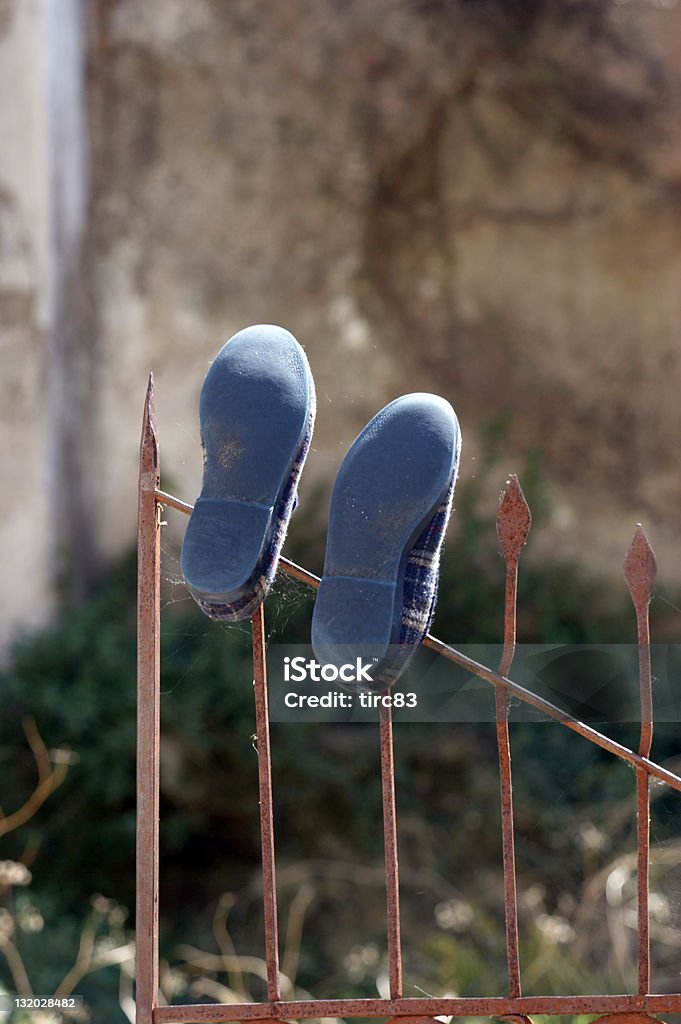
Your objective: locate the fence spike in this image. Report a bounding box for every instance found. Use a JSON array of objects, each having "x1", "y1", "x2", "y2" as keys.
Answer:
[
  {"x1": 624, "y1": 525, "x2": 657, "y2": 611},
  {"x1": 497, "y1": 475, "x2": 532, "y2": 568},
  {"x1": 380, "y1": 704, "x2": 403, "y2": 998},
  {"x1": 495, "y1": 475, "x2": 531, "y2": 999},
  {"x1": 136, "y1": 373, "x2": 161, "y2": 1024},
  {"x1": 252, "y1": 605, "x2": 281, "y2": 1002},
  {"x1": 624, "y1": 525, "x2": 656, "y2": 997},
  {"x1": 140, "y1": 373, "x2": 159, "y2": 474}
]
